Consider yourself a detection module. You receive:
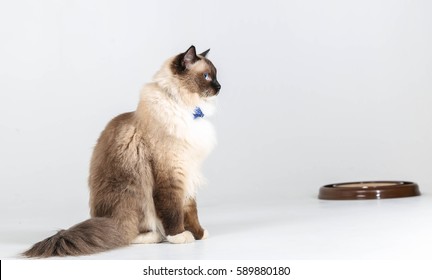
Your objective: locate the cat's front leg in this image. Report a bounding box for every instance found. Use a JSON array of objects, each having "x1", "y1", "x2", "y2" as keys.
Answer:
[
  {"x1": 184, "y1": 198, "x2": 208, "y2": 240},
  {"x1": 153, "y1": 173, "x2": 195, "y2": 244}
]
